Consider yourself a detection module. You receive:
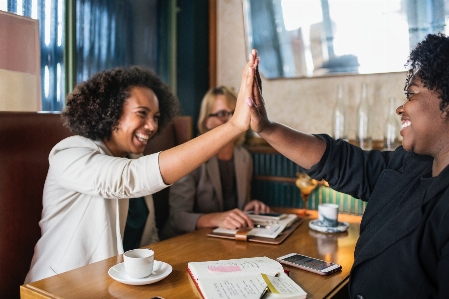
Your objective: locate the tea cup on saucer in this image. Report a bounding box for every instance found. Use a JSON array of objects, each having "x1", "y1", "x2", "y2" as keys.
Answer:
[
  {"x1": 318, "y1": 203, "x2": 339, "y2": 227},
  {"x1": 123, "y1": 248, "x2": 154, "y2": 279}
]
